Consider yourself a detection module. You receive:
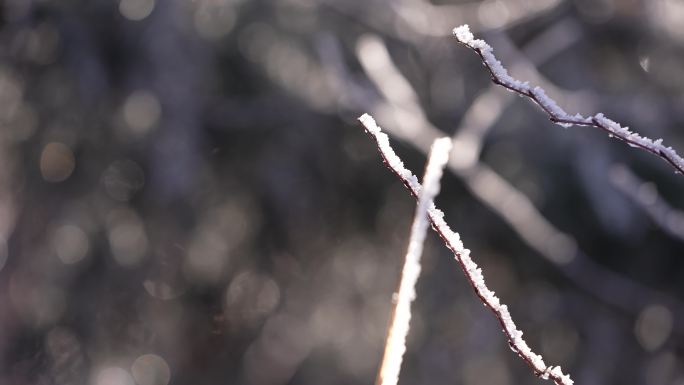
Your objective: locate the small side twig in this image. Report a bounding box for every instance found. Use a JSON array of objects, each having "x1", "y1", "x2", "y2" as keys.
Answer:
[
  {"x1": 376, "y1": 137, "x2": 452, "y2": 385},
  {"x1": 453, "y1": 24, "x2": 684, "y2": 176},
  {"x1": 359, "y1": 113, "x2": 574, "y2": 385}
]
